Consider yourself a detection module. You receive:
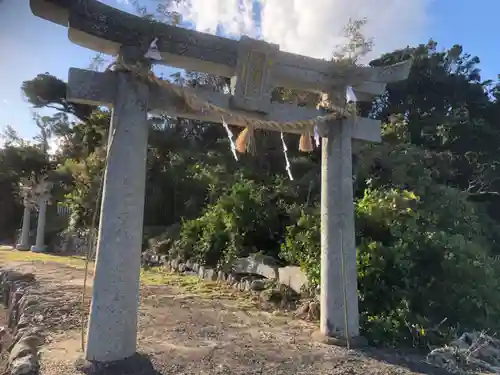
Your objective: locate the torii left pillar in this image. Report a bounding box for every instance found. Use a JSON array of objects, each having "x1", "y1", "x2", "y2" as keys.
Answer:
[{"x1": 68, "y1": 53, "x2": 150, "y2": 362}]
